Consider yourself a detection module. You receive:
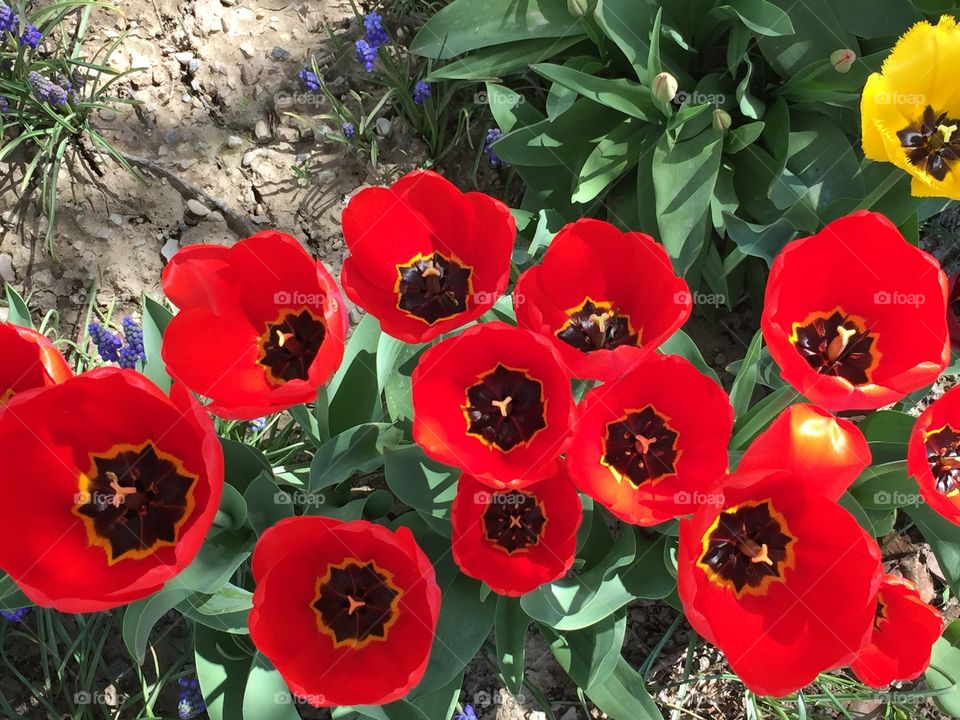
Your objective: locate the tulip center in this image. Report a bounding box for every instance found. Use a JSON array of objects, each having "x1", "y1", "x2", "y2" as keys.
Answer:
[
  {"x1": 463, "y1": 364, "x2": 546, "y2": 452},
  {"x1": 601, "y1": 405, "x2": 679, "y2": 487},
  {"x1": 924, "y1": 424, "x2": 960, "y2": 495},
  {"x1": 898, "y1": 106, "x2": 960, "y2": 182},
  {"x1": 482, "y1": 490, "x2": 548, "y2": 554},
  {"x1": 873, "y1": 595, "x2": 889, "y2": 631},
  {"x1": 258, "y1": 308, "x2": 327, "y2": 386},
  {"x1": 72, "y1": 441, "x2": 198, "y2": 564},
  {"x1": 556, "y1": 297, "x2": 639, "y2": 353},
  {"x1": 312, "y1": 559, "x2": 401, "y2": 648},
  {"x1": 789, "y1": 308, "x2": 879, "y2": 385},
  {"x1": 697, "y1": 500, "x2": 796, "y2": 597},
  {"x1": 396, "y1": 251, "x2": 473, "y2": 325}
]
